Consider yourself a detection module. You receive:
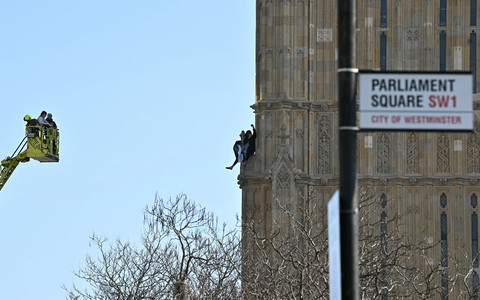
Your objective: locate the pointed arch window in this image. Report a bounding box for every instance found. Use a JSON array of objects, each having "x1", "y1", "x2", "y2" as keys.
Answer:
[
  {"x1": 472, "y1": 212, "x2": 478, "y2": 268},
  {"x1": 472, "y1": 0, "x2": 477, "y2": 26},
  {"x1": 471, "y1": 32, "x2": 477, "y2": 93},
  {"x1": 380, "y1": 194, "x2": 387, "y2": 255},
  {"x1": 441, "y1": 212, "x2": 448, "y2": 266},
  {"x1": 380, "y1": 33, "x2": 387, "y2": 71},
  {"x1": 474, "y1": 274, "x2": 480, "y2": 300},
  {"x1": 441, "y1": 193, "x2": 447, "y2": 208},
  {"x1": 381, "y1": 212, "x2": 387, "y2": 255},
  {"x1": 380, "y1": 193, "x2": 387, "y2": 208},
  {"x1": 440, "y1": 31, "x2": 447, "y2": 71},
  {"x1": 380, "y1": 193, "x2": 388, "y2": 300},
  {"x1": 380, "y1": 0, "x2": 387, "y2": 28},
  {"x1": 440, "y1": 0, "x2": 447, "y2": 27},
  {"x1": 440, "y1": 194, "x2": 448, "y2": 299},
  {"x1": 473, "y1": 194, "x2": 479, "y2": 297},
  {"x1": 441, "y1": 211, "x2": 449, "y2": 299}
]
